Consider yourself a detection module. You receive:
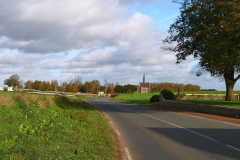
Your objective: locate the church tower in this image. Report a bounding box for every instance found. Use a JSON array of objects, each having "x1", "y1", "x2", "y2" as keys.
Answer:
[{"x1": 138, "y1": 73, "x2": 149, "y2": 93}]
